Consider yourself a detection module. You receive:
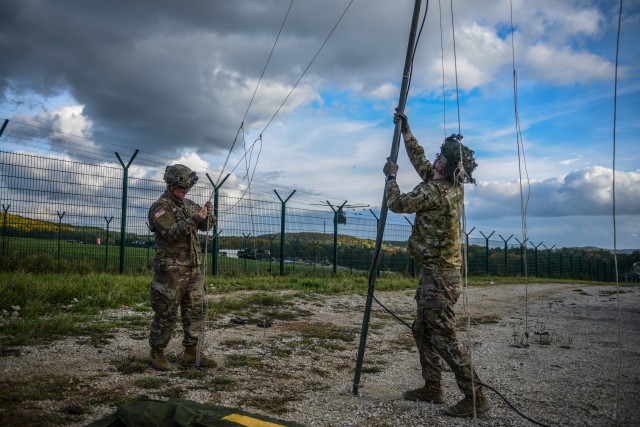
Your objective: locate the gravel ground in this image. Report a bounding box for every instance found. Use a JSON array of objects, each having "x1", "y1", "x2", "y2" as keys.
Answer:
[{"x1": 1, "y1": 282, "x2": 638, "y2": 426}]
